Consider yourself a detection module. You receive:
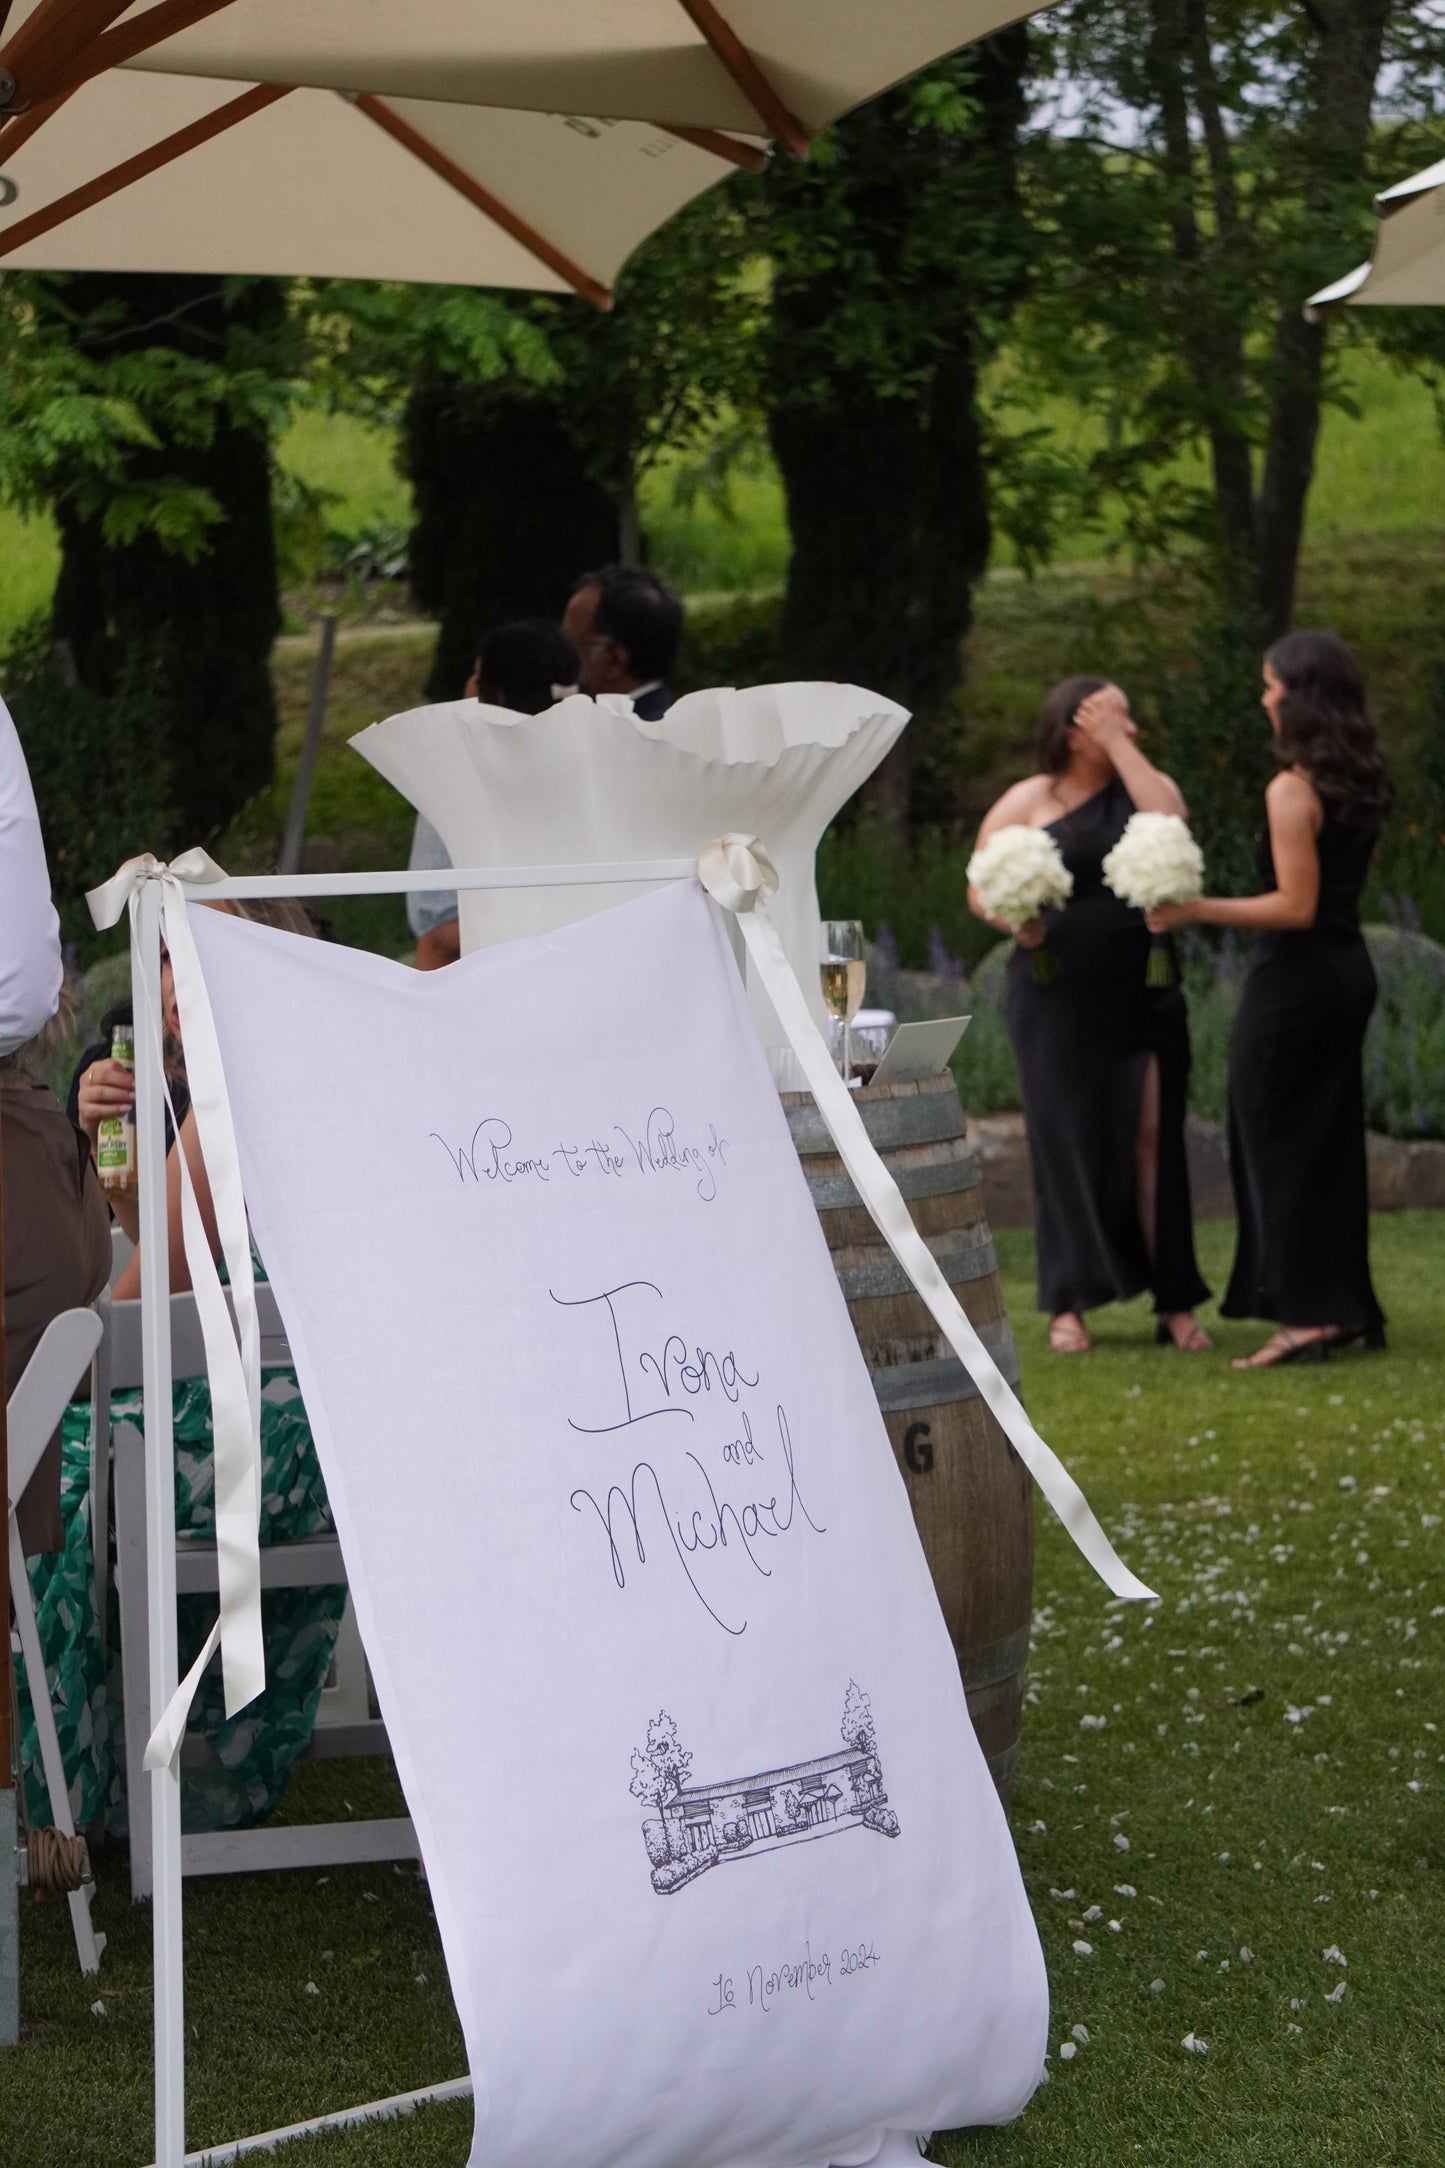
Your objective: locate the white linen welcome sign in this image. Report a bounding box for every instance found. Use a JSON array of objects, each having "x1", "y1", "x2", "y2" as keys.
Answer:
[{"x1": 189, "y1": 881, "x2": 1048, "y2": 2168}]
